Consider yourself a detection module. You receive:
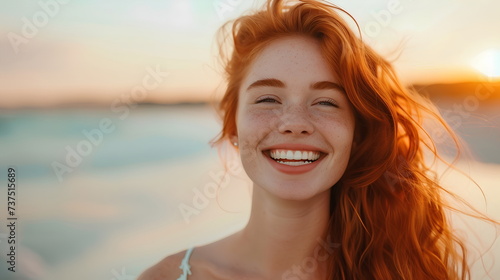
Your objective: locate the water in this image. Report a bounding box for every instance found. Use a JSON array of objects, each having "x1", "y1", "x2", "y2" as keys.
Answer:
[{"x1": 0, "y1": 104, "x2": 221, "y2": 179}]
